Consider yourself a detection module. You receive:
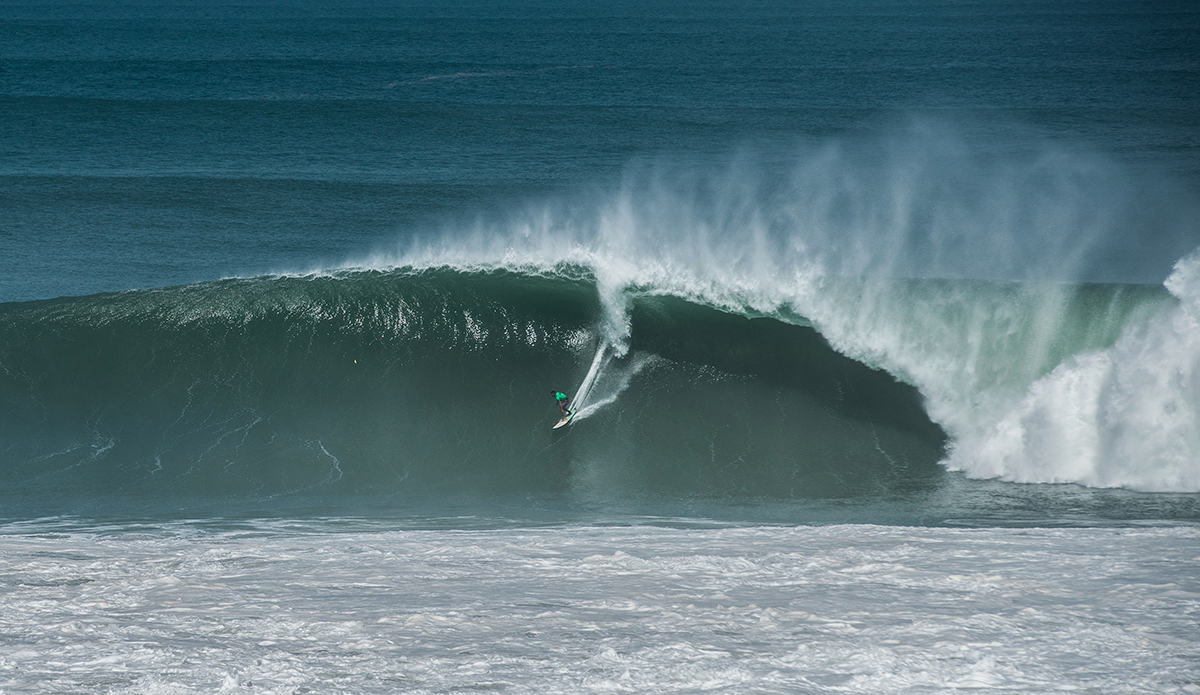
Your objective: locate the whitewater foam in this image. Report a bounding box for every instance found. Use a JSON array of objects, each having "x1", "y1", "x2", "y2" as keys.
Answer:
[
  {"x1": 2, "y1": 522, "x2": 1197, "y2": 694},
  {"x1": 947, "y1": 253, "x2": 1200, "y2": 490}
]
